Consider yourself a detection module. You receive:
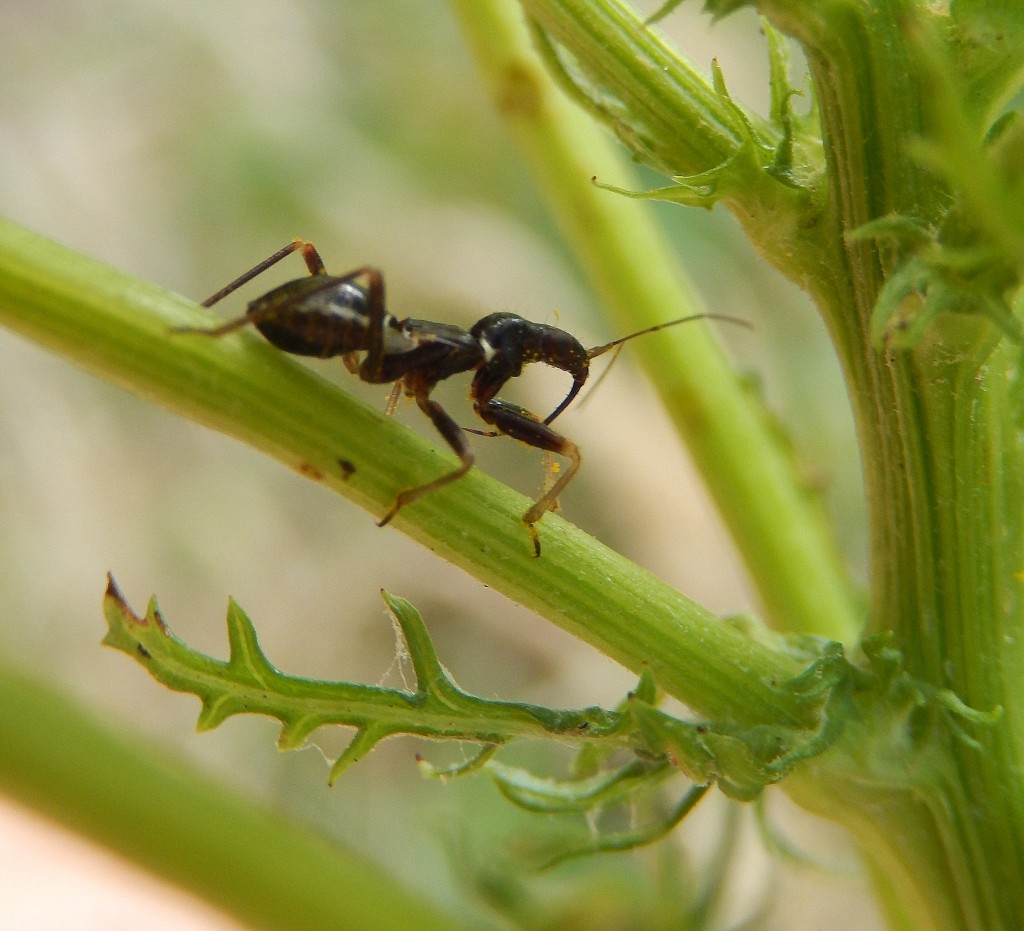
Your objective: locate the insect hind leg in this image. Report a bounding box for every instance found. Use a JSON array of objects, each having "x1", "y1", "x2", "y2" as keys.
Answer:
[
  {"x1": 175, "y1": 239, "x2": 328, "y2": 337},
  {"x1": 201, "y1": 239, "x2": 325, "y2": 308},
  {"x1": 378, "y1": 389, "x2": 475, "y2": 527}
]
